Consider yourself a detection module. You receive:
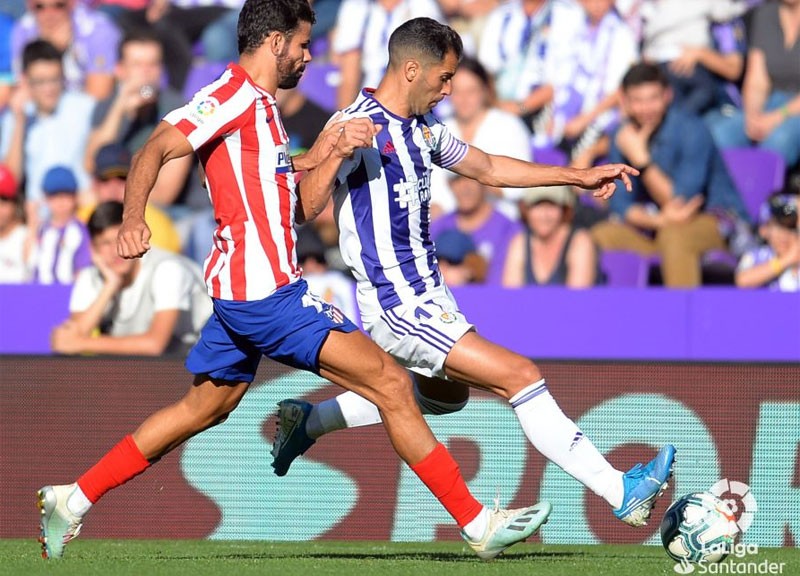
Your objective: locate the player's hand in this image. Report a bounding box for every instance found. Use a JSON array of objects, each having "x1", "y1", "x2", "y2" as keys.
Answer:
[
  {"x1": 304, "y1": 112, "x2": 345, "y2": 169},
  {"x1": 333, "y1": 117, "x2": 382, "y2": 159},
  {"x1": 578, "y1": 164, "x2": 639, "y2": 200},
  {"x1": 117, "y1": 216, "x2": 152, "y2": 259}
]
